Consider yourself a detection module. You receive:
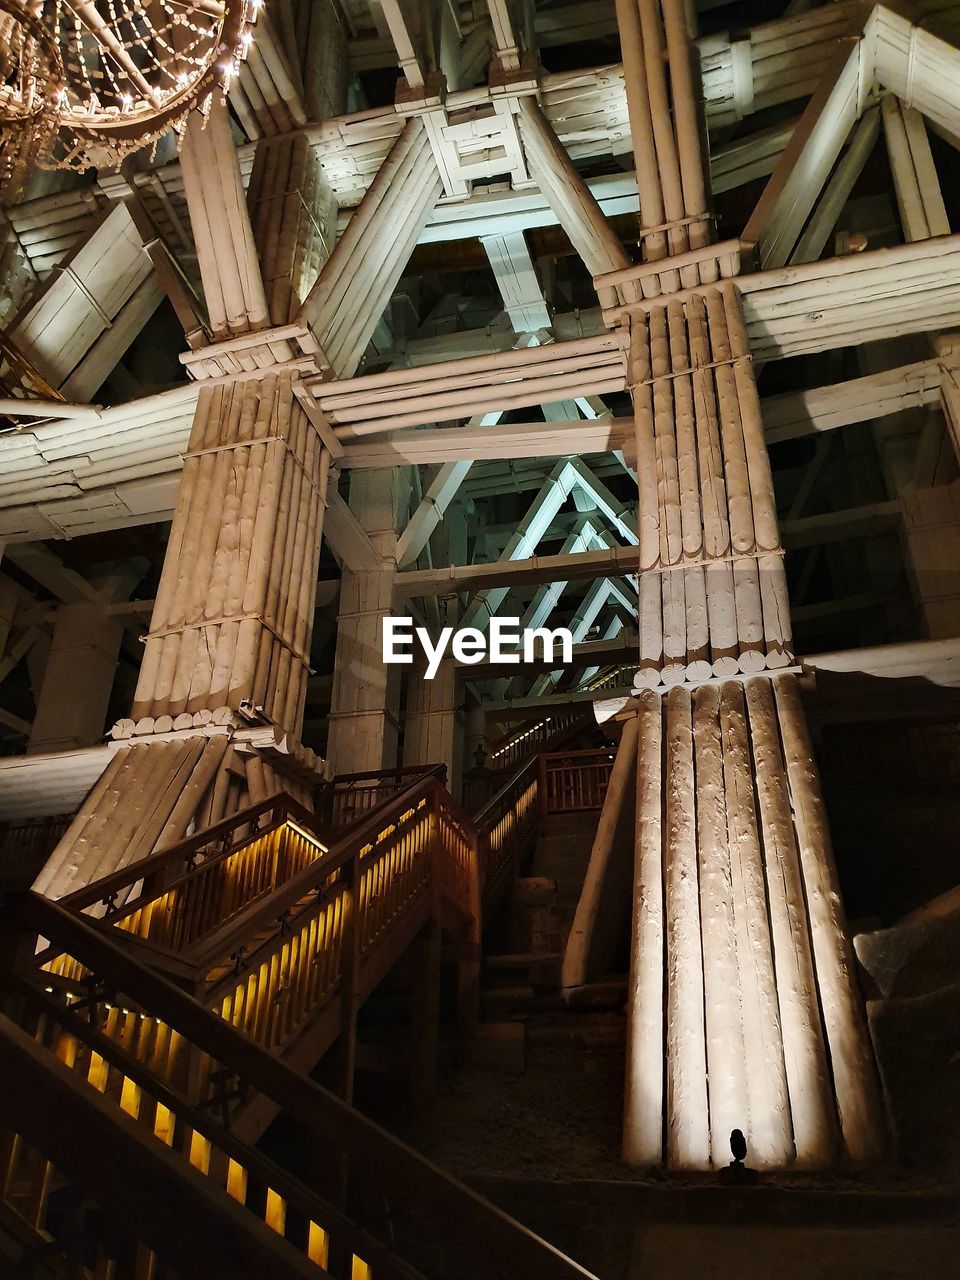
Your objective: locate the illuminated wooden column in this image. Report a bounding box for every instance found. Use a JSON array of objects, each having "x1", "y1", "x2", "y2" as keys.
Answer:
[
  {"x1": 622, "y1": 285, "x2": 885, "y2": 1171},
  {"x1": 609, "y1": 0, "x2": 883, "y2": 1174},
  {"x1": 131, "y1": 369, "x2": 330, "y2": 736},
  {"x1": 403, "y1": 658, "x2": 460, "y2": 795},
  {"x1": 326, "y1": 471, "x2": 404, "y2": 776}
]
